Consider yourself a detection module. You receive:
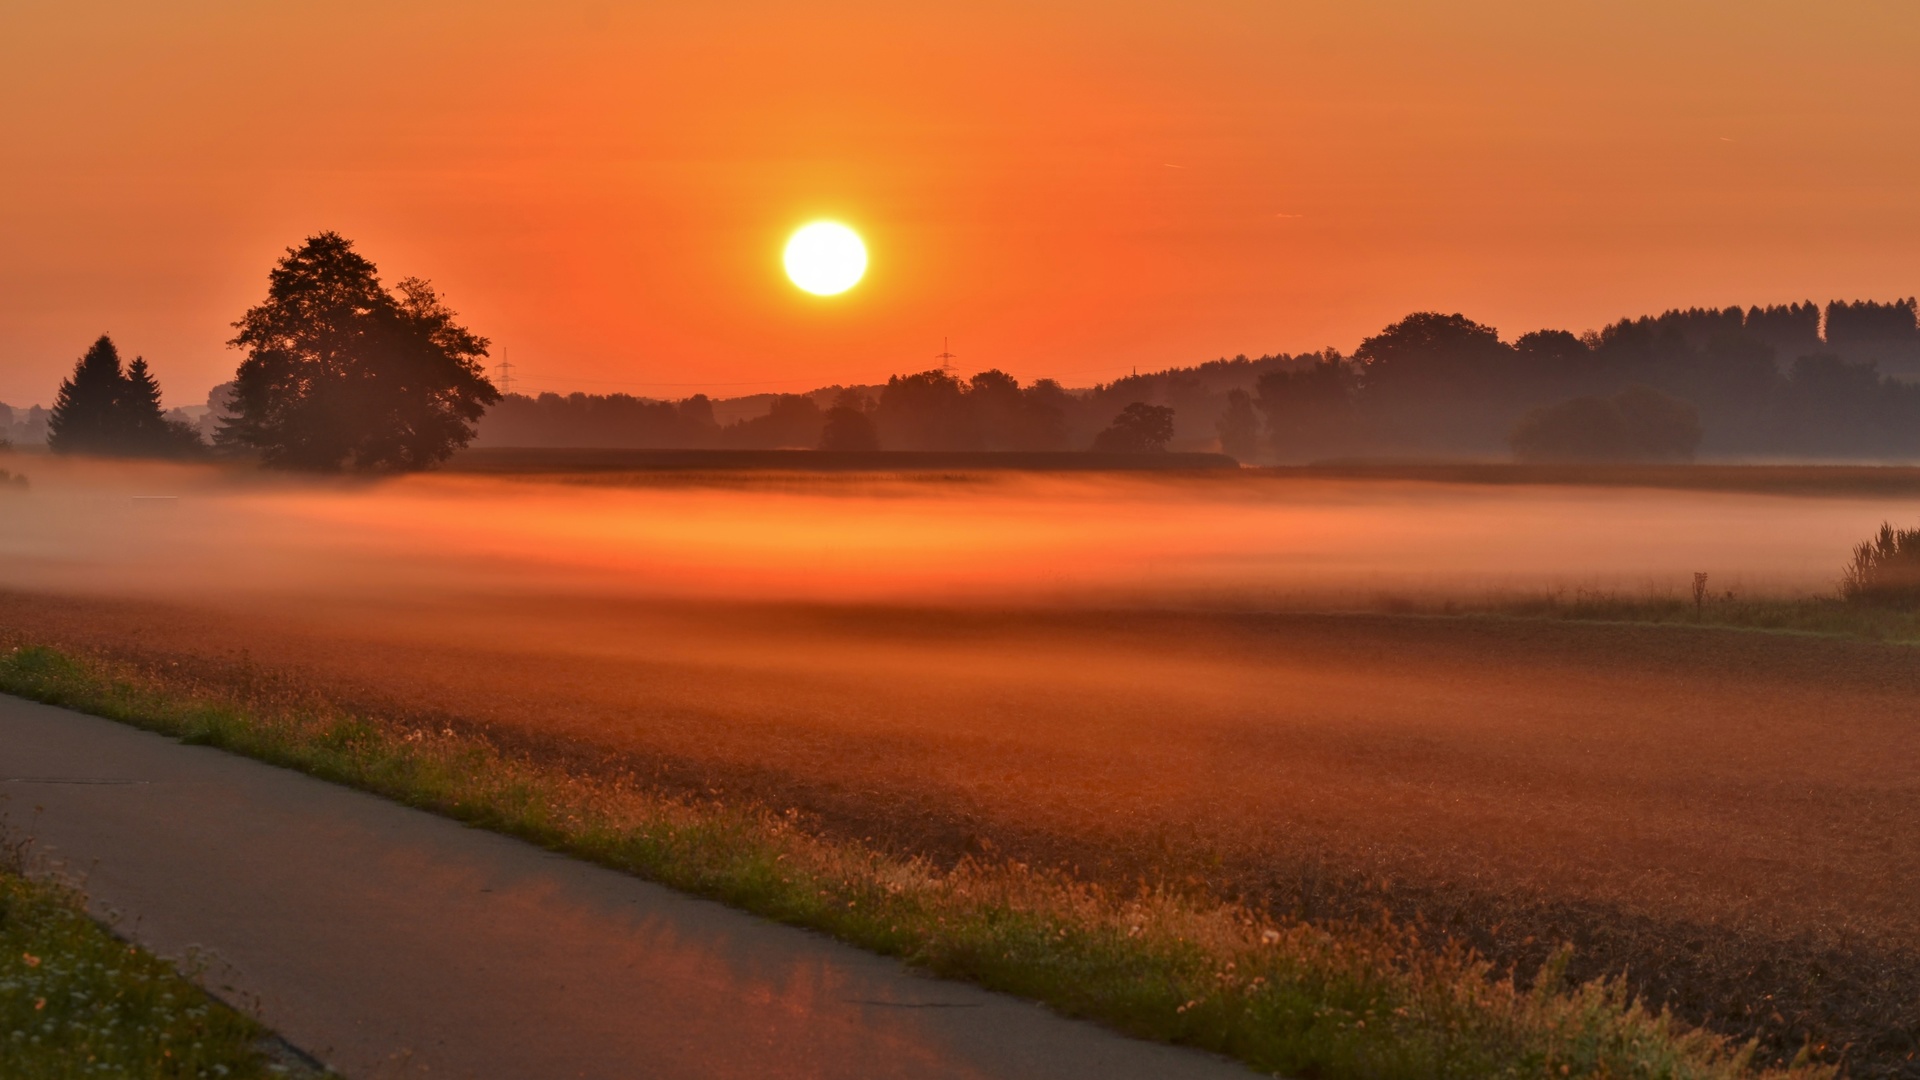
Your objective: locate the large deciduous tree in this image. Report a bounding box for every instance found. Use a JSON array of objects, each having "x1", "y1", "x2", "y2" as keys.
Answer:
[{"x1": 222, "y1": 232, "x2": 500, "y2": 471}]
